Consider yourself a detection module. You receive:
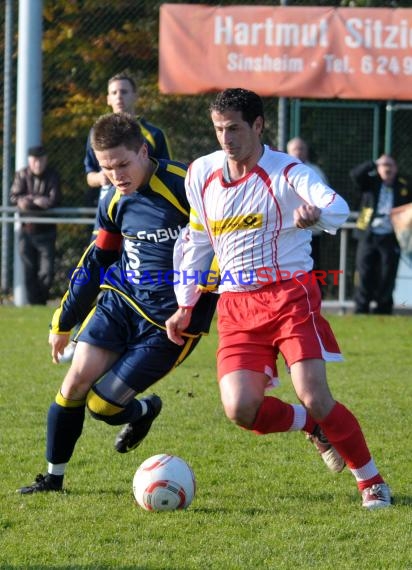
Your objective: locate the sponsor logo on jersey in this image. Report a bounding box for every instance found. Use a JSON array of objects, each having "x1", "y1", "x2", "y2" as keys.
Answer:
[
  {"x1": 209, "y1": 214, "x2": 262, "y2": 235},
  {"x1": 132, "y1": 226, "x2": 183, "y2": 242}
]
